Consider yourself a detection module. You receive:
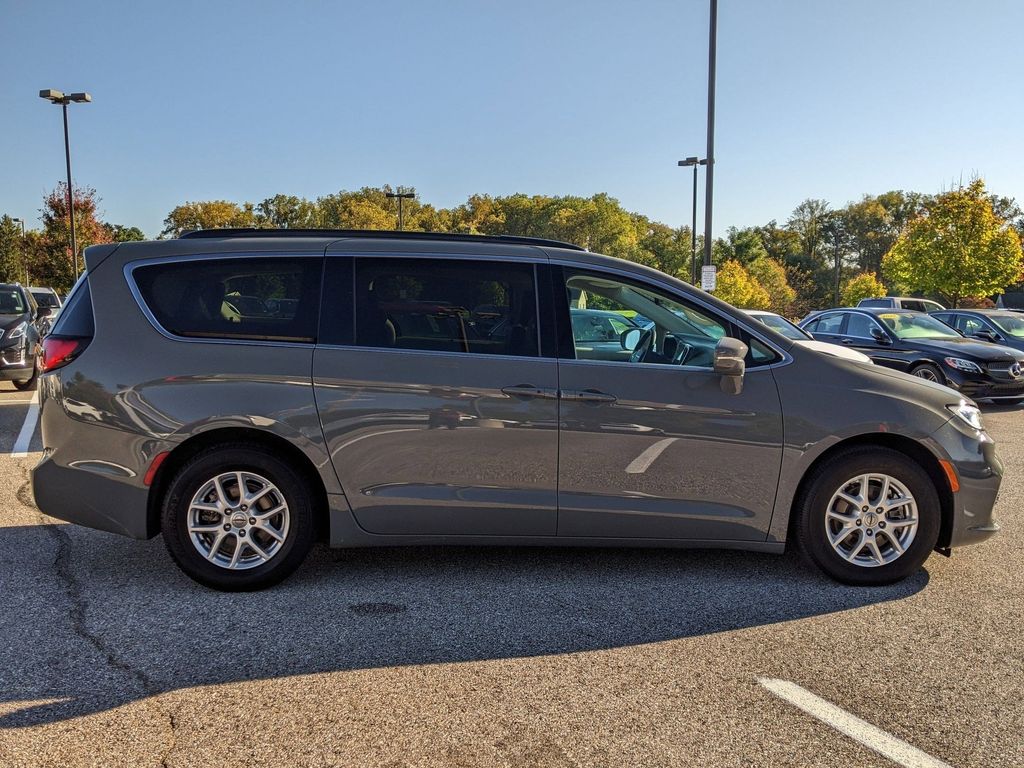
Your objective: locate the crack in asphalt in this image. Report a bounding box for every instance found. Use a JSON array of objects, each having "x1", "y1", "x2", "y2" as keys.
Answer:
[{"x1": 19, "y1": 467, "x2": 181, "y2": 766}]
